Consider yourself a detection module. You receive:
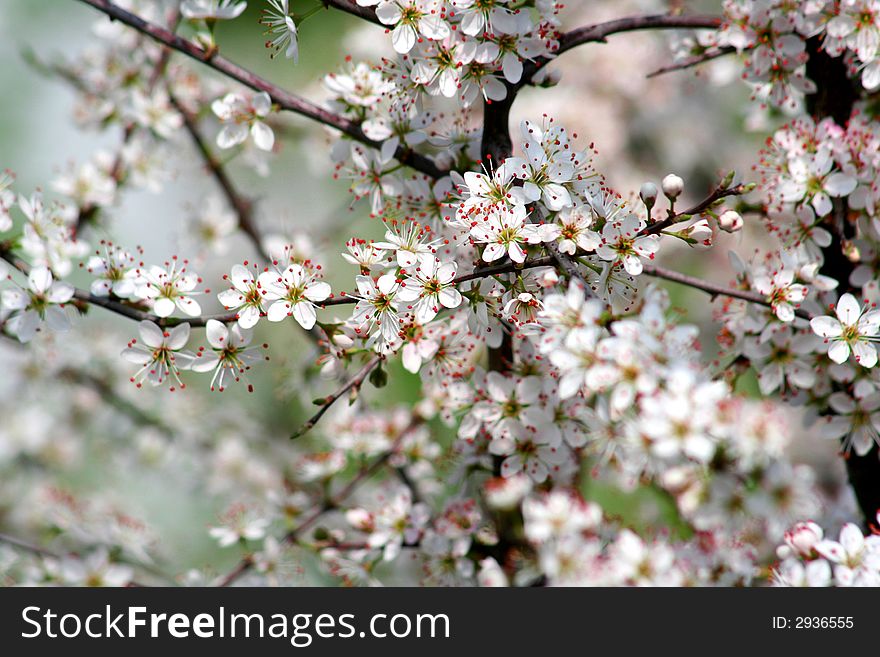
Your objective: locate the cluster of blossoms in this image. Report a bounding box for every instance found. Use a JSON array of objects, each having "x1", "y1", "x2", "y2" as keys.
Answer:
[
  {"x1": 711, "y1": 0, "x2": 880, "y2": 110},
  {"x1": 2, "y1": 0, "x2": 880, "y2": 589},
  {"x1": 772, "y1": 516, "x2": 880, "y2": 586}
]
